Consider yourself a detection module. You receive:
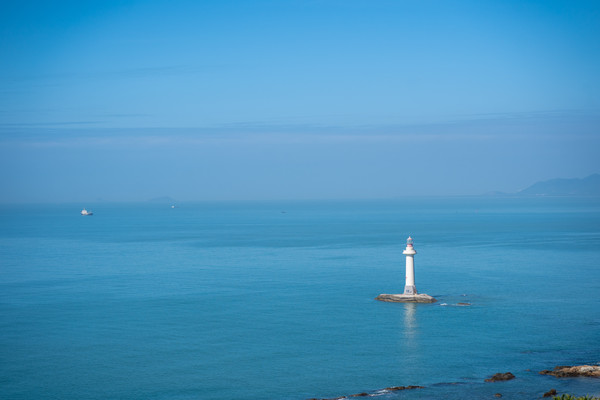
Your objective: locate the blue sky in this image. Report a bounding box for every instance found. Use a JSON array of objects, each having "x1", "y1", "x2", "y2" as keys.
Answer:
[{"x1": 1, "y1": 0, "x2": 599, "y2": 202}]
